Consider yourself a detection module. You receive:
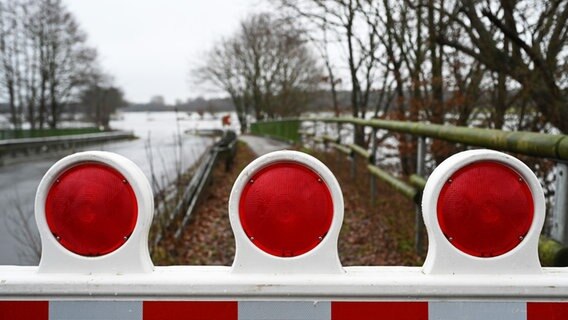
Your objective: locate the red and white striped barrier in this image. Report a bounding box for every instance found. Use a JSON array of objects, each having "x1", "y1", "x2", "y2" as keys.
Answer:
[
  {"x1": 0, "y1": 149, "x2": 567, "y2": 319},
  {"x1": 2, "y1": 300, "x2": 568, "y2": 319}
]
